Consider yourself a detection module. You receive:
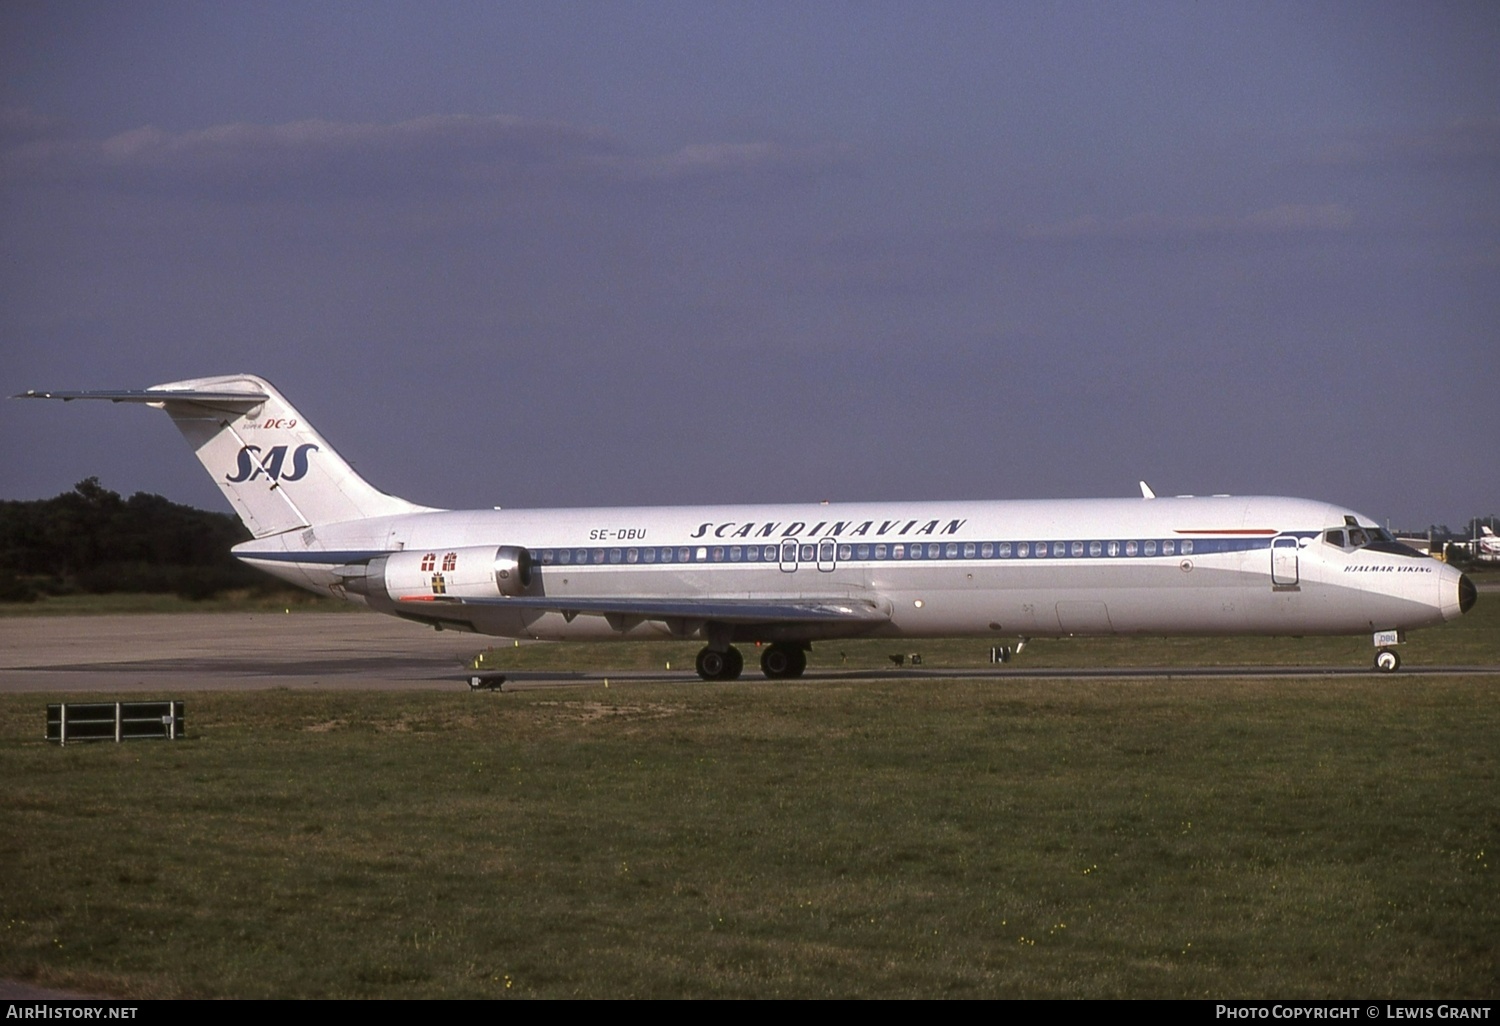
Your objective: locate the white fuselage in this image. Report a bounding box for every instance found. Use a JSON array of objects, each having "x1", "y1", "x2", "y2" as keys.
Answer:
[{"x1": 235, "y1": 494, "x2": 1467, "y2": 644}]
